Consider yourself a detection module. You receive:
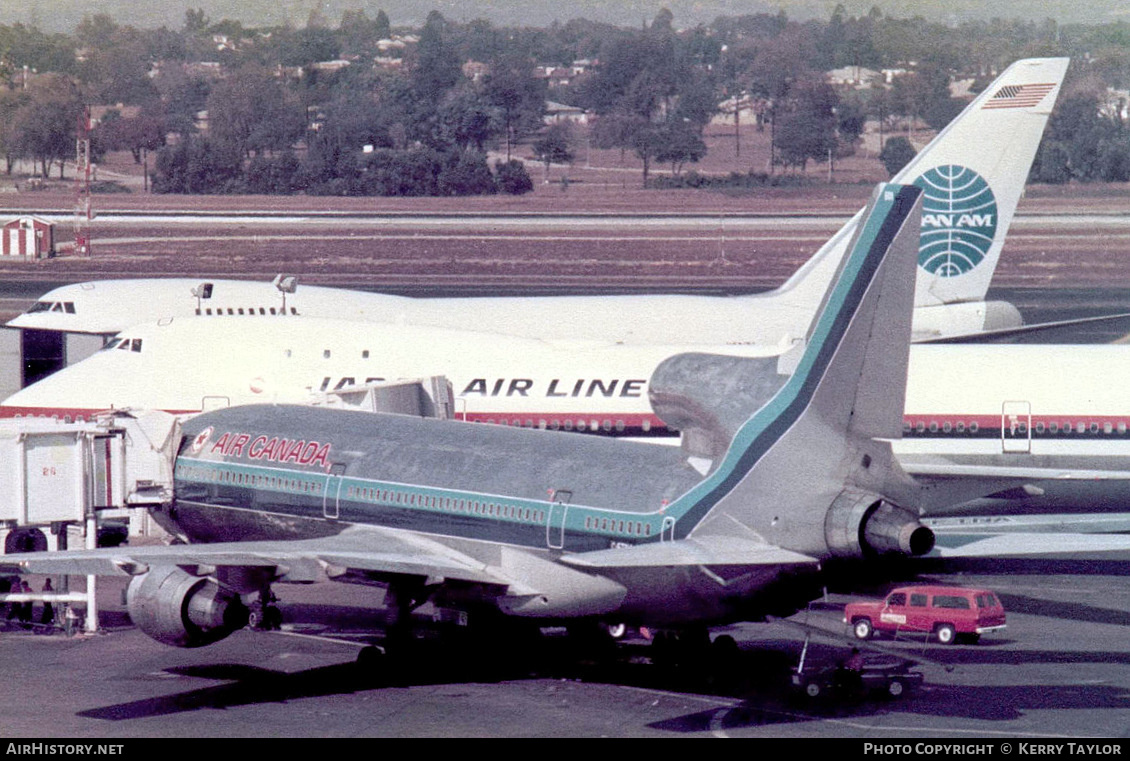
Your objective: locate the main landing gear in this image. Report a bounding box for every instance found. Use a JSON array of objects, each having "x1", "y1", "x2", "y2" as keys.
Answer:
[{"x1": 247, "y1": 589, "x2": 282, "y2": 631}]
